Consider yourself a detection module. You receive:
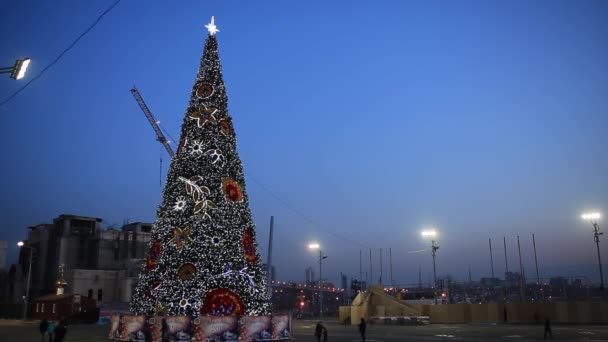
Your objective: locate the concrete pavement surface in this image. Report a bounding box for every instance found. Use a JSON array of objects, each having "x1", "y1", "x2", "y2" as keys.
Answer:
[{"x1": 2, "y1": 318, "x2": 608, "y2": 341}]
